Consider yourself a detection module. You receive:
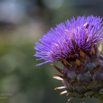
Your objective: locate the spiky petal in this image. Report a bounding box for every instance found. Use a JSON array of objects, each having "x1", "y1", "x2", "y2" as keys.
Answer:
[
  {"x1": 34, "y1": 15, "x2": 103, "y2": 66},
  {"x1": 60, "y1": 90, "x2": 67, "y2": 95}
]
